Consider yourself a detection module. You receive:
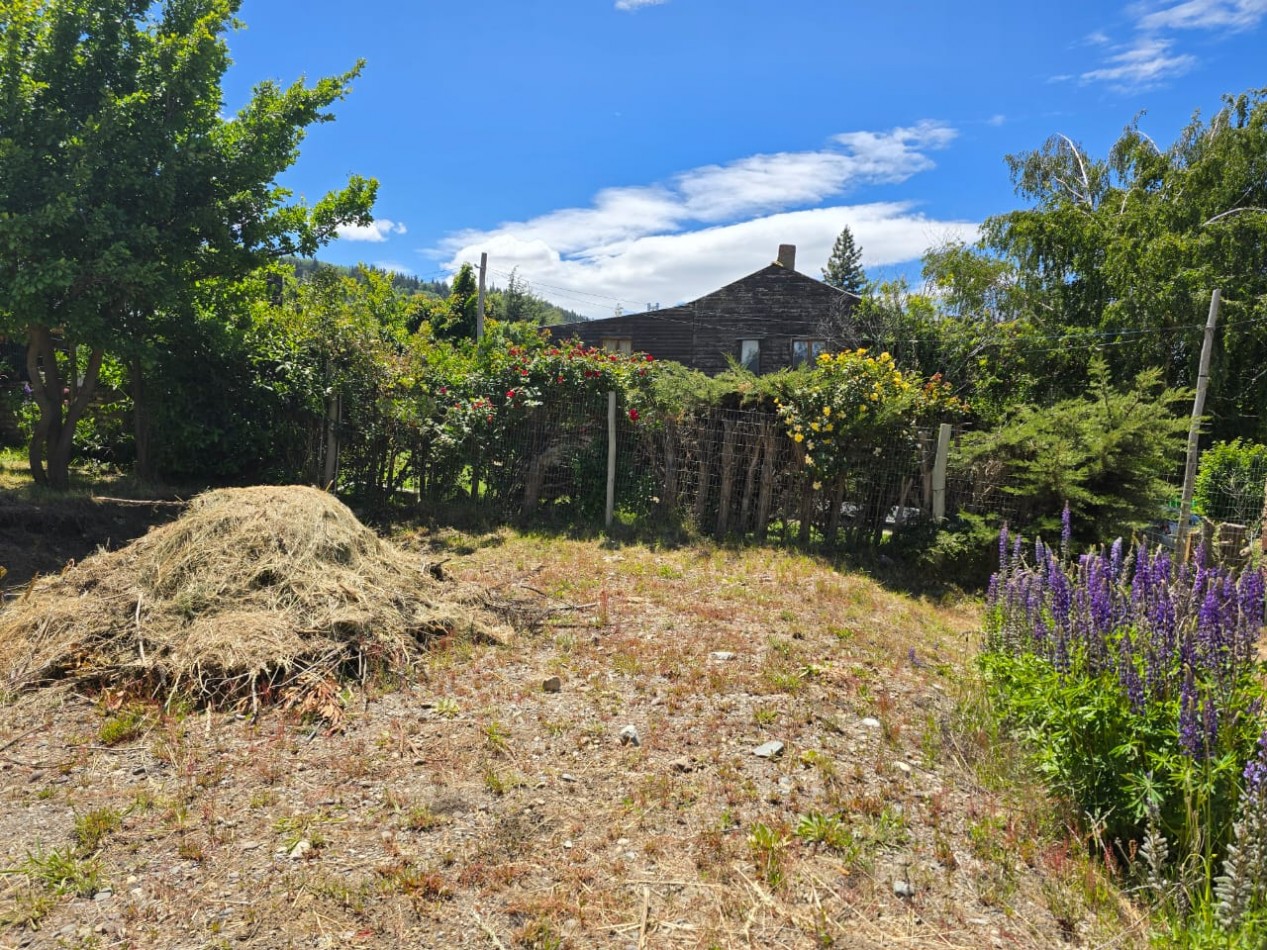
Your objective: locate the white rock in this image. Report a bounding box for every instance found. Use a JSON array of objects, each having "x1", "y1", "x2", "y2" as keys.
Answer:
[
  {"x1": 753, "y1": 740, "x2": 785, "y2": 759},
  {"x1": 860, "y1": 717, "x2": 882, "y2": 729},
  {"x1": 289, "y1": 840, "x2": 312, "y2": 860},
  {"x1": 619, "y1": 725, "x2": 641, "y2": 747},
  {"x1": 709, "y1": 651, "x2": 736, "y2": 662}
]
